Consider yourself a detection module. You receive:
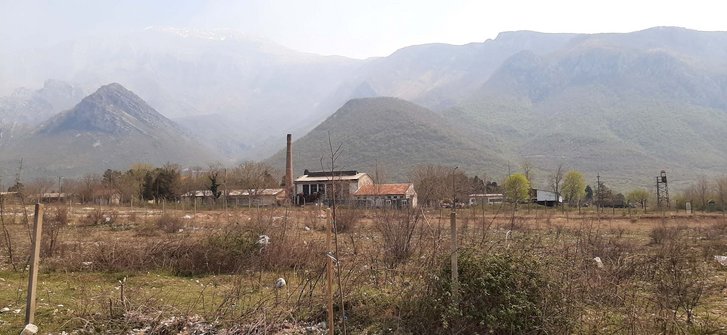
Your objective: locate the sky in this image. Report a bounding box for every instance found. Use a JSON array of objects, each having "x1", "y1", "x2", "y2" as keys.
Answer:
[{"x1": 2, "y1": 0, "x2": 727, "y2": 59}]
